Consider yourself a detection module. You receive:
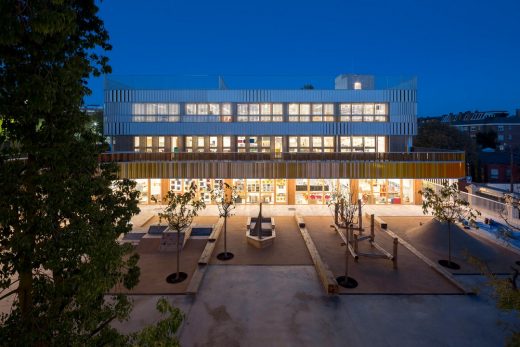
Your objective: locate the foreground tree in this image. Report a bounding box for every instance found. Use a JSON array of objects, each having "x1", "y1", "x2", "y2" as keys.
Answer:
[
  {"x1": 210, "y1": 181, "x2": 239, "y2": 261},
  {"x1": 159, "y1": 183, "x2": 206, "y2": 283},
  {"x1": 420, "y1": 181, "x2": 480, "y2": 269},
  {"x1": 0, "y1": 1, "x2": 183, "y2": 345}
]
